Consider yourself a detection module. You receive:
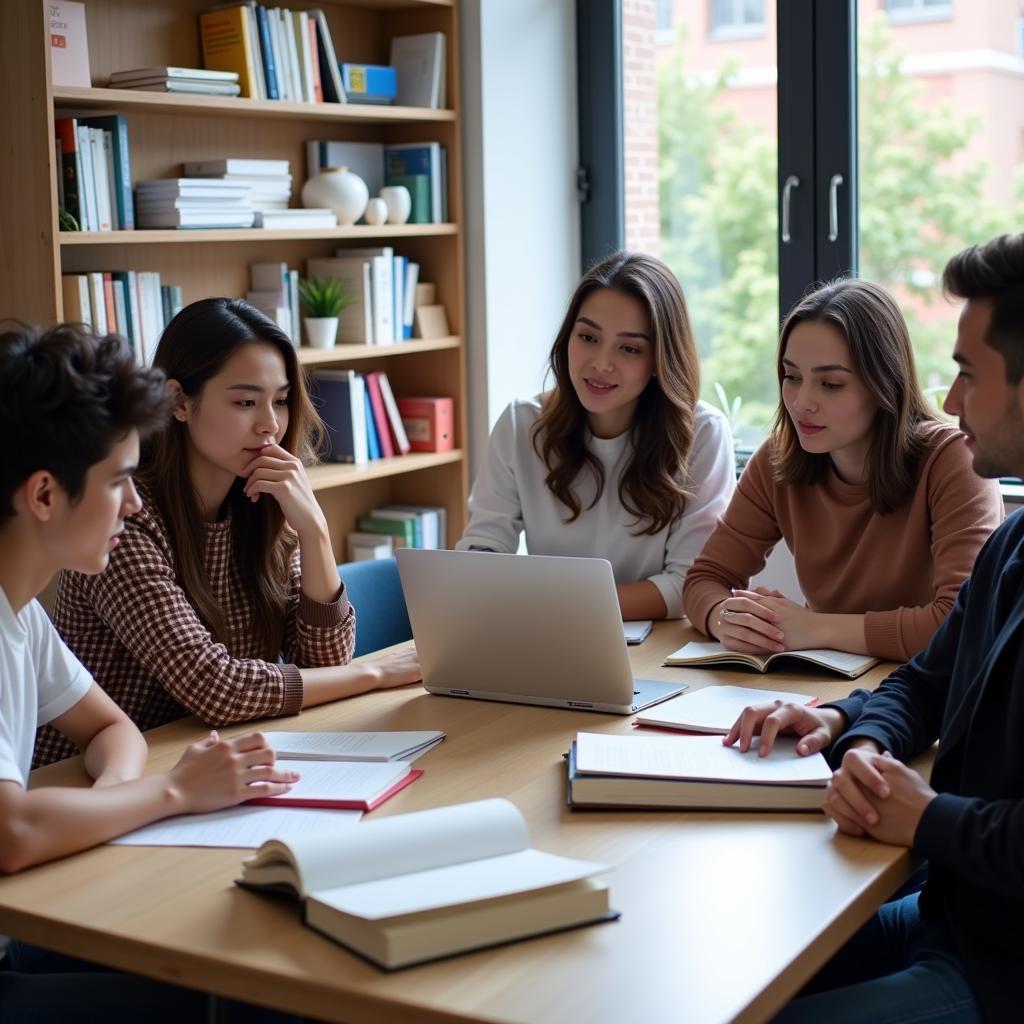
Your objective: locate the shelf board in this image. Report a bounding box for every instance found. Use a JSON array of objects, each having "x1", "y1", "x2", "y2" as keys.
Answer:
[
  {"x1": 297, "y1": 336, "x2": 460, "y2": 364},
  {"x1": 52, "y1": 87, "x2": 456, "y2": 124},
  {"x1": 308, "y1": 450, "x2": 462, "y2": 491},
  {"x1": 59, "y1": 224, "x2": 457, "y2": 246}
]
